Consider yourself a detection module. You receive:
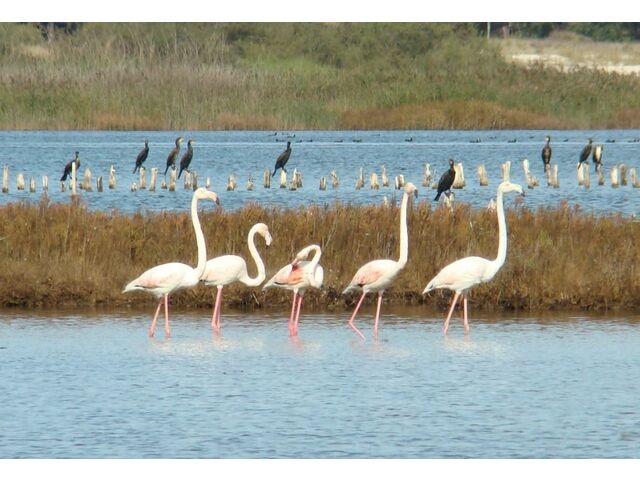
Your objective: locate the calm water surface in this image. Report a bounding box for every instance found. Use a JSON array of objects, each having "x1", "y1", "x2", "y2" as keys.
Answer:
[
  {"x1": 1, "y1": 309, "x2": 639, "y2": 458},
  {"x1": 0, "y1": 129, "x2": 639, "y2": 215}
]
